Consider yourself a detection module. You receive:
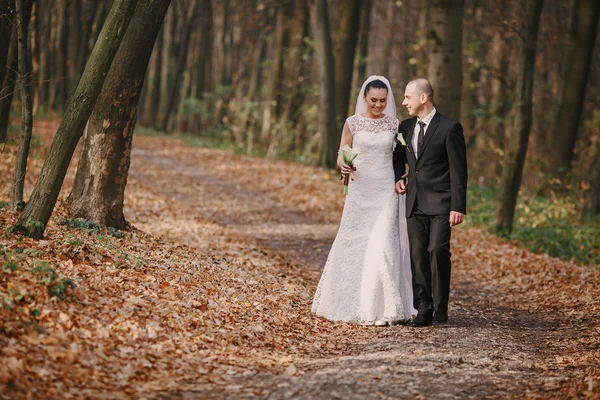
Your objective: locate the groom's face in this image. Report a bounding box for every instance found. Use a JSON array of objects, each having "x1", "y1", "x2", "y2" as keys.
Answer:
[{"x1": 402, "y1": 84, "x2": 423, "y2": 116}]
